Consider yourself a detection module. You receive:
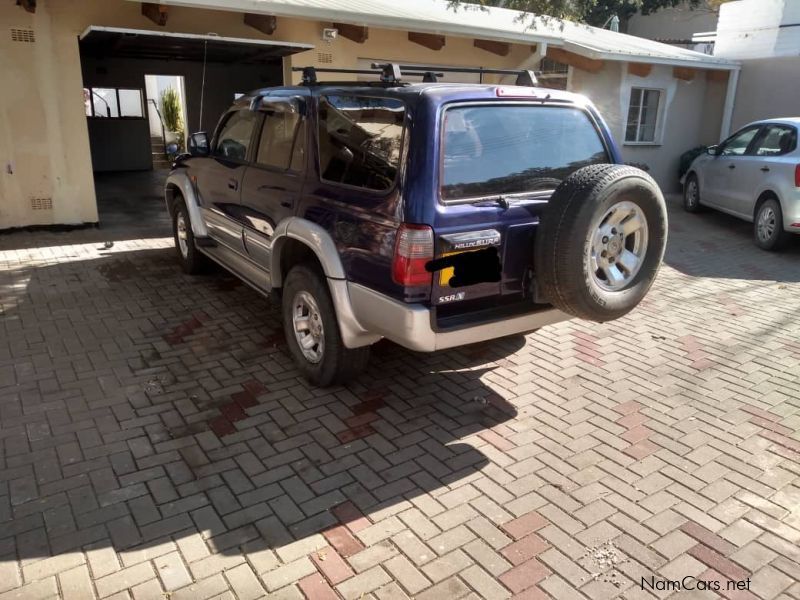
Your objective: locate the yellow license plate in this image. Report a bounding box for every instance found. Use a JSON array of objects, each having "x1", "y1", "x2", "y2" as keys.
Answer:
[{"x1": 438, "y1": 251, "x2": 461, "y2": 286}]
